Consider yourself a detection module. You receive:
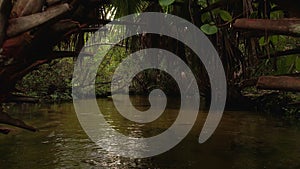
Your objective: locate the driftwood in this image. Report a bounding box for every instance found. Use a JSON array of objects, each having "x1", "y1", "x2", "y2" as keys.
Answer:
[
  {"x1": 233, "y1": 19, "x2": 300, "y2": 37},
  {"x1": 257, "y1": 76, "x2": 300, "y2": 92},
  {"x1": 7, "y1": 3, "x2": 71, "y2": 37},
  {"x1": 0, "y1": 0, "x2": 12, "y2": 47}
]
